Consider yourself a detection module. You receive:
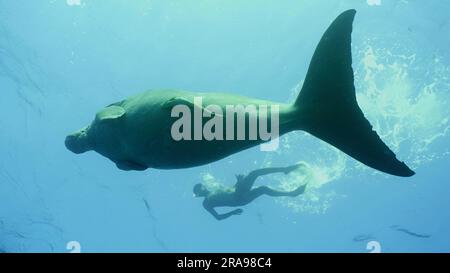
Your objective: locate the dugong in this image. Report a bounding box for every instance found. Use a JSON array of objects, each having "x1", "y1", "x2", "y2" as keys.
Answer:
[{"x1": 65, "y1": 10, "x2": 415, "y2": 177}]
